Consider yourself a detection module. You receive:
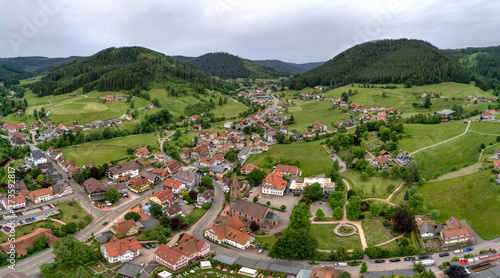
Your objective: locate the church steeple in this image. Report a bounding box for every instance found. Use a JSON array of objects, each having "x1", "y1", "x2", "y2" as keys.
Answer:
[{"x1": 230, "y1": 174, "x2": 240, "y2": 204}]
